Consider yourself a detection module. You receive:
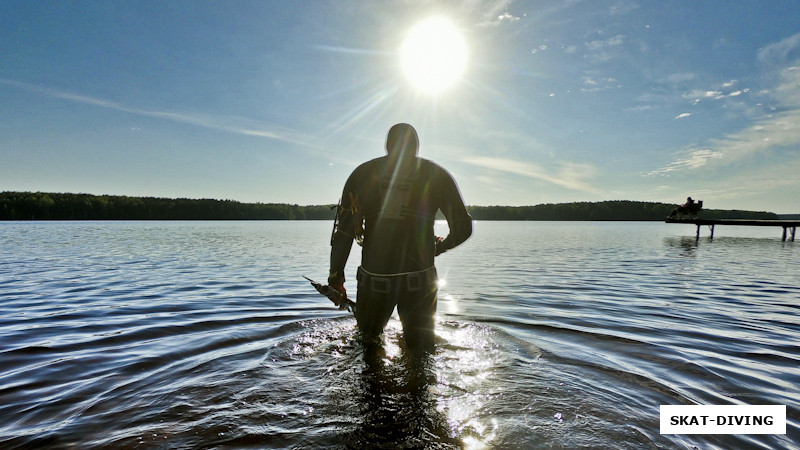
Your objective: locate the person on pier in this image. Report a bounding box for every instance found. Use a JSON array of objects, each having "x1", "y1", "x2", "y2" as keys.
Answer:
[{"x1": 669, "y1": 197, "x2": 699, "y2": 218}]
